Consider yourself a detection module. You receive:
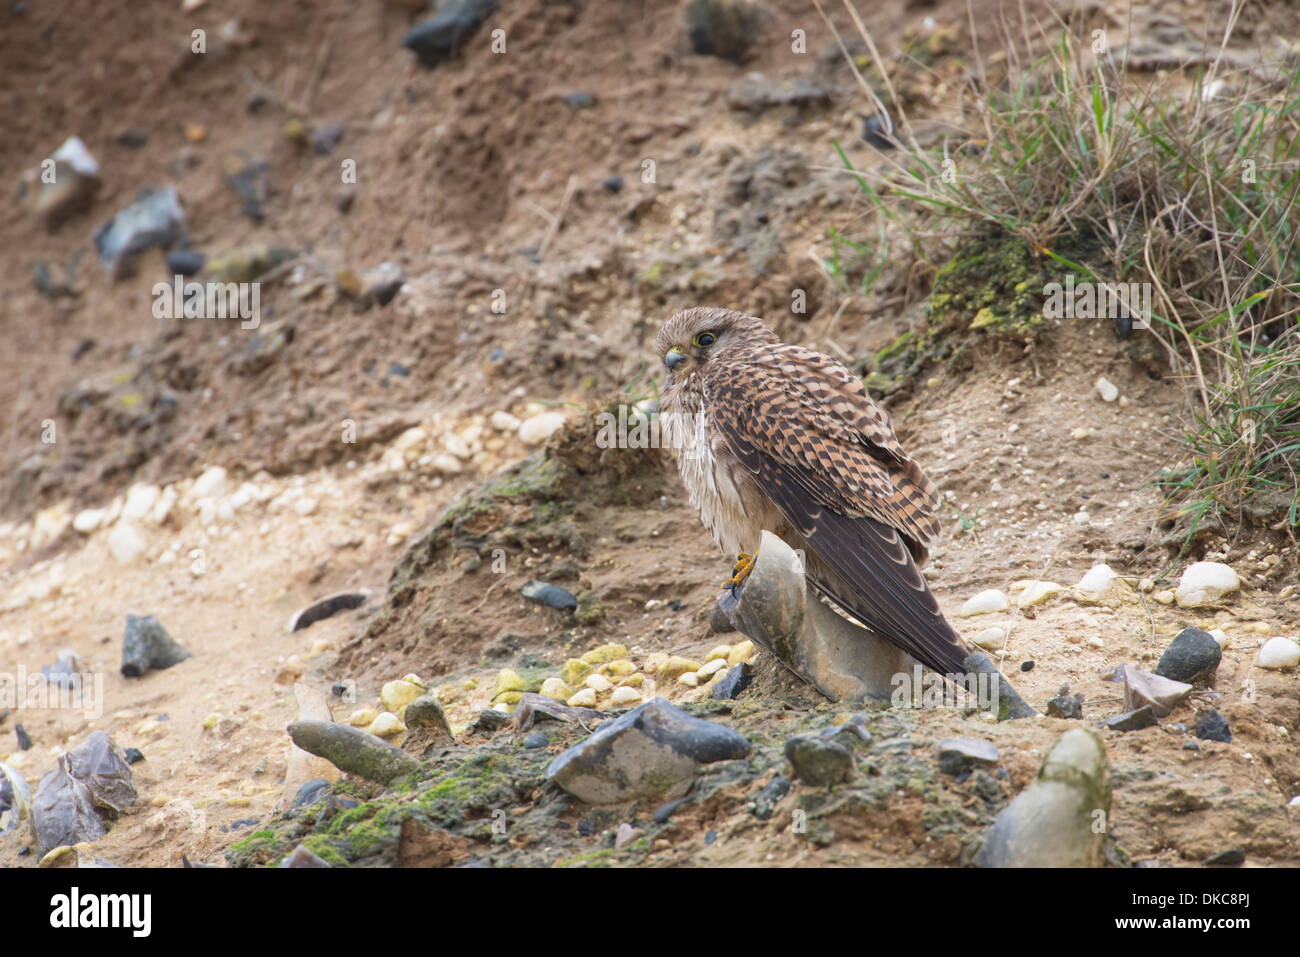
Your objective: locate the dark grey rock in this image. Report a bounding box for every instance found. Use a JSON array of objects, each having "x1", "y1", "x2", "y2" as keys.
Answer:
[
  {"x1": 1194, "y1": 710, "x2": 1231, "y2": 743},
  {"x1": 937, "y1": 737, "x2": 999, "y2": 775},
  {"x1": 65, "y1": 731, "x2": 137, "y2": 816},
  {"x1": 523, "y1": 732, "x2": 549, "y2": 749},
  {"x1": 546, "y1": 697, "x2": 750, "y2": 805},
  {"x1": 1204, "y1": 848, "x2": 1245, "y2": 867},
  {"x1": 93, "y1": 187, "x2": 185, "y2": 278},
  {"x1": 122, "y1": 747, "x2": 144, "y2": 765},
  {"x1": 784, "y1": 735, "x2": 852, "y2": 786},
  {"x1": 289, "y1": 778, "x2": 331, "y2": 813},
  {"x1": 286, "y1": 721, "x2": 420, "y2": 785},
  {"x1": 602, "y1": 175, "x2": 625, "y2": 194},
  {"x1": 751, "y1": 774, "x2": 790, "y2": 820},
  {"x1": 862, "y1": 113, "x2": 894, "y2": 147},
  {"x1": 652, "y1": 794, "x2": 691, "y2": 823},
  {"x1": 222, "y1": 153, "x2": 270, "y2": 221},
  {"x1": 1100, "y1": 705, "x2": 1158, "y2": 733},
  {"x1": 685, "y1": 0, "x2": 767, "y2": 64},
  {"x1": 287, "y1": 590, "x2": 370, "y2": 632},
  {"x1": 977, "y1": 728, "x2": 1111, "y2": 868},
  {"x1": 709, "y1": 589, "x2": 739, "y2": 633},
  {"x1": 710, "y1": 662, "x2": 753, "y2": 700},
  {"x1": 31, "y1": 731, "x2": 137, "y2": 858},
  {"x1": 116, "y1": 129, "x2": 148, "y2": 149},
  {"x1": 310, "y1": 122, "x2": 344, "y2": 155},
  {"x1": 1155, "y1": 627, "x2": 1221, "y2": 685},
  {"x1": 562, "y1": 91, "x2": 595, "y2": 110},
  {"x1": 41, "y1": 649, "x2": 83, "y2": 689},
  {"x1": 15, "y1": 724, "x2": 32, "y2": 750},
  {"x1": 166, "y1": 249, "x2": 205, "y2": 275},
  {"x1": 403, "y1": 0, "x2": 498, "y2": 69},
  {"x1": 520, "y1": 581, "x2": 577, "y2": 610},
  {"x1": 121, "y1": 614, "x2": 191, "y2": 677}
]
